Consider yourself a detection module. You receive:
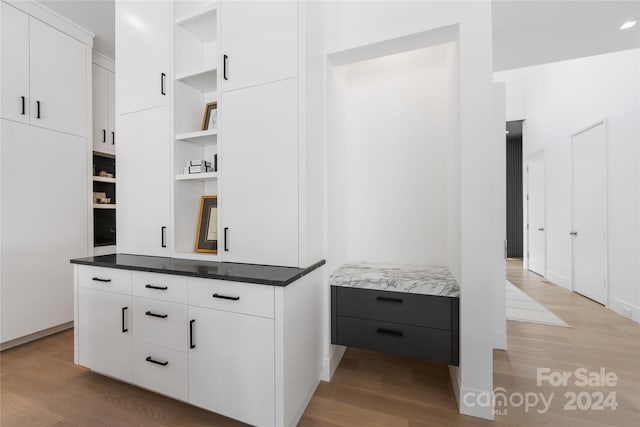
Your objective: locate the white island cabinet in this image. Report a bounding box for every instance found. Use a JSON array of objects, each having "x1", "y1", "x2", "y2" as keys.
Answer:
[{"x1": 73, "y1": 256, "x2": 324, "y2": 427}]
